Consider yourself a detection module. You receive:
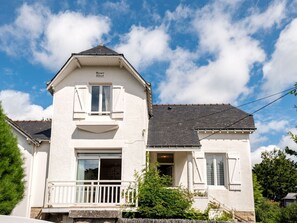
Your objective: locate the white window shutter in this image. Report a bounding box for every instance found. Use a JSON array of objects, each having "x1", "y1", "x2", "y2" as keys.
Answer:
[
  {"x1": 193, "y1": 151, "x2": 207, "y2": 189},
  {"x1": 227, "y1": 153, "x2": 241, "y2": 191},
  {"x1": 112, "y1": 85, "x2": 125, "y2": 119},
  {"x1": 73, "y1": 85, "x2": 88, "y2": 119}
]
